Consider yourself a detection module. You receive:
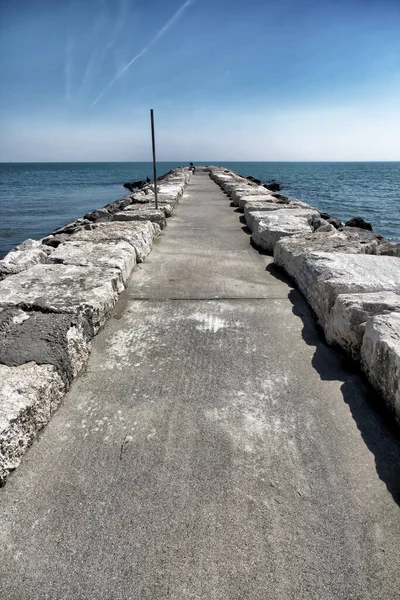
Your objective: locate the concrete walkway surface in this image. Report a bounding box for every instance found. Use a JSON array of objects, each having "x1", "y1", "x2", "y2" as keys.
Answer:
[{"x1": 1, "y1": 171, "x2": 400, "y2": 599}]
